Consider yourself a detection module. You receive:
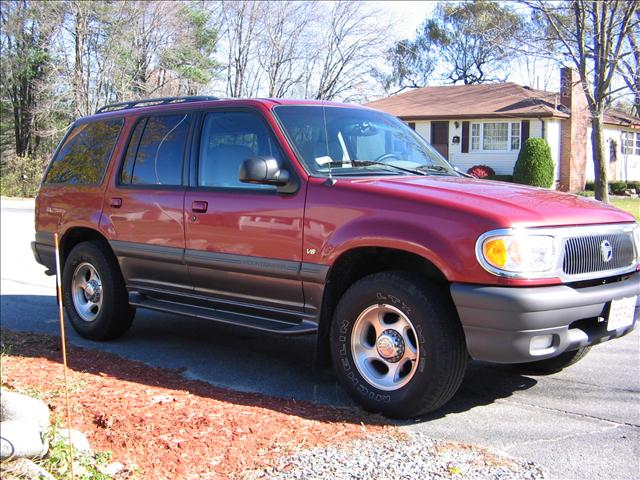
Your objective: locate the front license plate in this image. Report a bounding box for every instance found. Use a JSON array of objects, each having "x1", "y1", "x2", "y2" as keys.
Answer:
[{"x1": 607, "y1": 296, "x2": 637, "y2": 331}]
